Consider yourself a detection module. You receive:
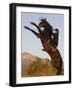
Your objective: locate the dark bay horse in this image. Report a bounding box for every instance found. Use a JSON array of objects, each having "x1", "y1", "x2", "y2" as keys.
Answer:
[{"x1": 24, "y1": 19, "x2": 62, "y2": 75}]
